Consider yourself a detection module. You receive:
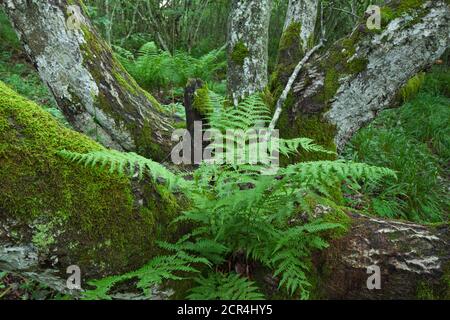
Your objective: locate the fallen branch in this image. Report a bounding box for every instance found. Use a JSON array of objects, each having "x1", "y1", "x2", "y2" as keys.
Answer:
[{"x1": 268, "y1": 41, "x2": 324, "y2": 132}]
